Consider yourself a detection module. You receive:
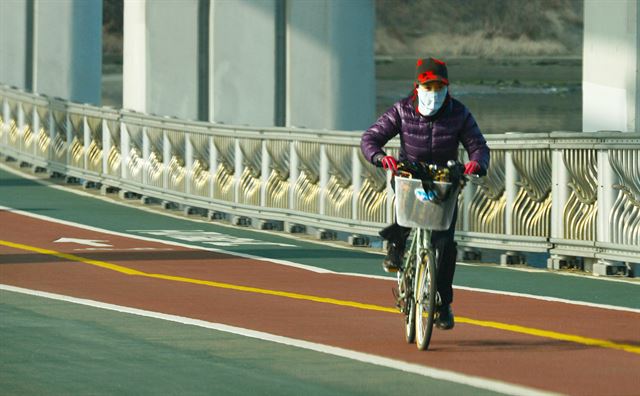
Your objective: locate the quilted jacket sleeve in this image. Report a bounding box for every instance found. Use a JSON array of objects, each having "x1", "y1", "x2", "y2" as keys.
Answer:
[
  {"x1": 459, "y1": 110, "x2": 490, "y2": 173},
  {"x1": 360, "y1": 103, "x2": 402, "y2": 164}
]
